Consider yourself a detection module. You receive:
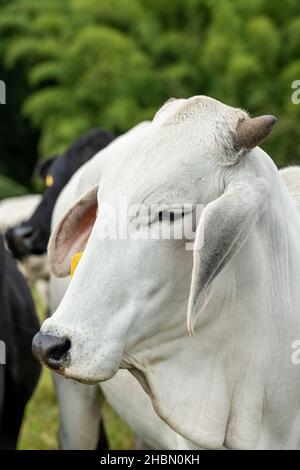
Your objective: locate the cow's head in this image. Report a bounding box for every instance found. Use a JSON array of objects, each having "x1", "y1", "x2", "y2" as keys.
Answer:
[
  {"x1": 6, "y1": 128, "x2": 114, "y2": 259},
  {"x1": 33, "y1": 96, "x2": 280, "y2": 448}
]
